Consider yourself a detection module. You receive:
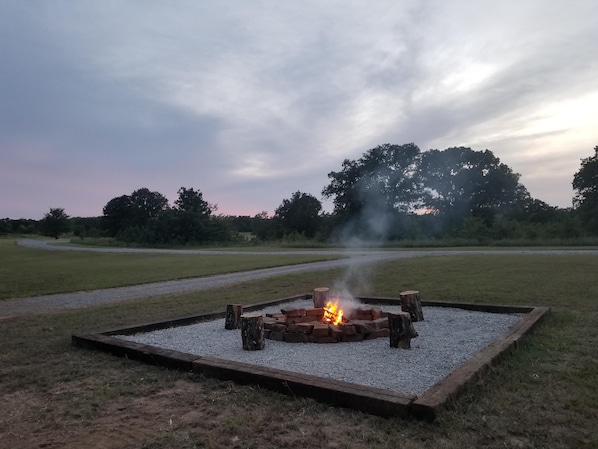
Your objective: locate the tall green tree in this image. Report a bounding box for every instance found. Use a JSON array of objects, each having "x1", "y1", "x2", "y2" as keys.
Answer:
[
  {"x1": 128, "y1": 188, "x2": 169, "y2": 227},
  {"x1": 323, "y1": 143, "x2": 423, "y2": 217},
  {"x1": 101, "y1": 186, "x2": 235, "y2": 244},
  {"x1": 573, "y1": 145, "x2": 598, "y2": 233},
  {"x1": 174, "y1": 187, "x2": 213, "y2": 215},
  {"x1": 419, "y1": 147, "x2": 529, "y2": 230},
  {"x1": 322, "y1": 143, "x2": 424, "y2": 241},
  {"x1": 168, "y1": 187, "x2": 214, "y2": 243},
  {"x1": 275, "y1": 191, "x2": 322, "y2": 238},
  {"x1": 41, "y1": 208, "x2": 70, "y2": 239},
  {"x1": 102, "y1": 188, "x2": 168, "y2": 238},
  {"x1": 102, "y1": 195, "x2": 133, "y2": 236}
]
